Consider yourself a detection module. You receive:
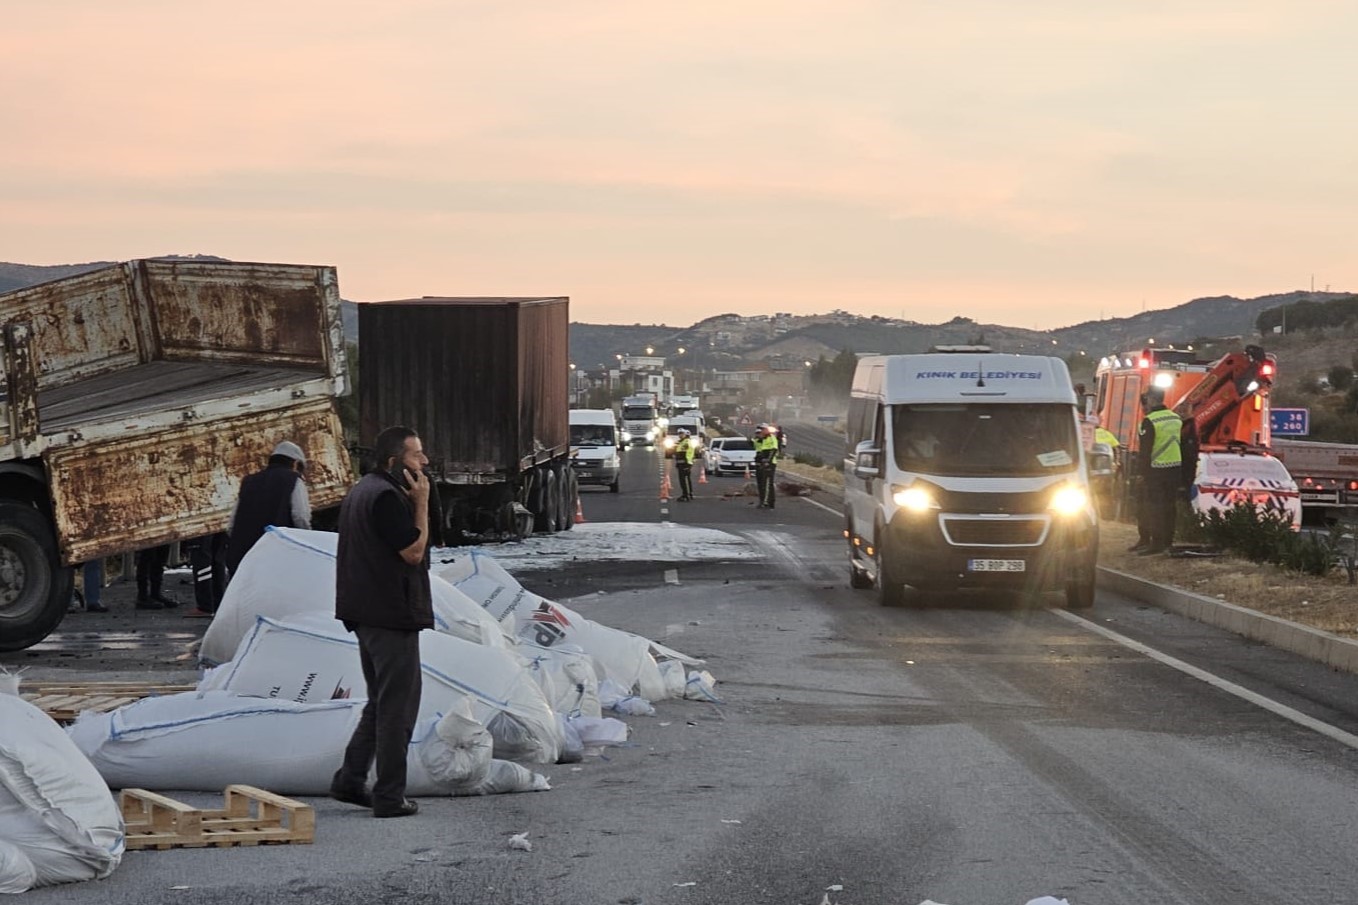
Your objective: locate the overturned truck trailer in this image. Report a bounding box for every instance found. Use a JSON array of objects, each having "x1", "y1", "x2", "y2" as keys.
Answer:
[
  {"x1": 357, "y1": 296, "x2": 575, "y2": 542},
  {"x1": 0, "y1": 260, "x2": 353, "y2": 651}
]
